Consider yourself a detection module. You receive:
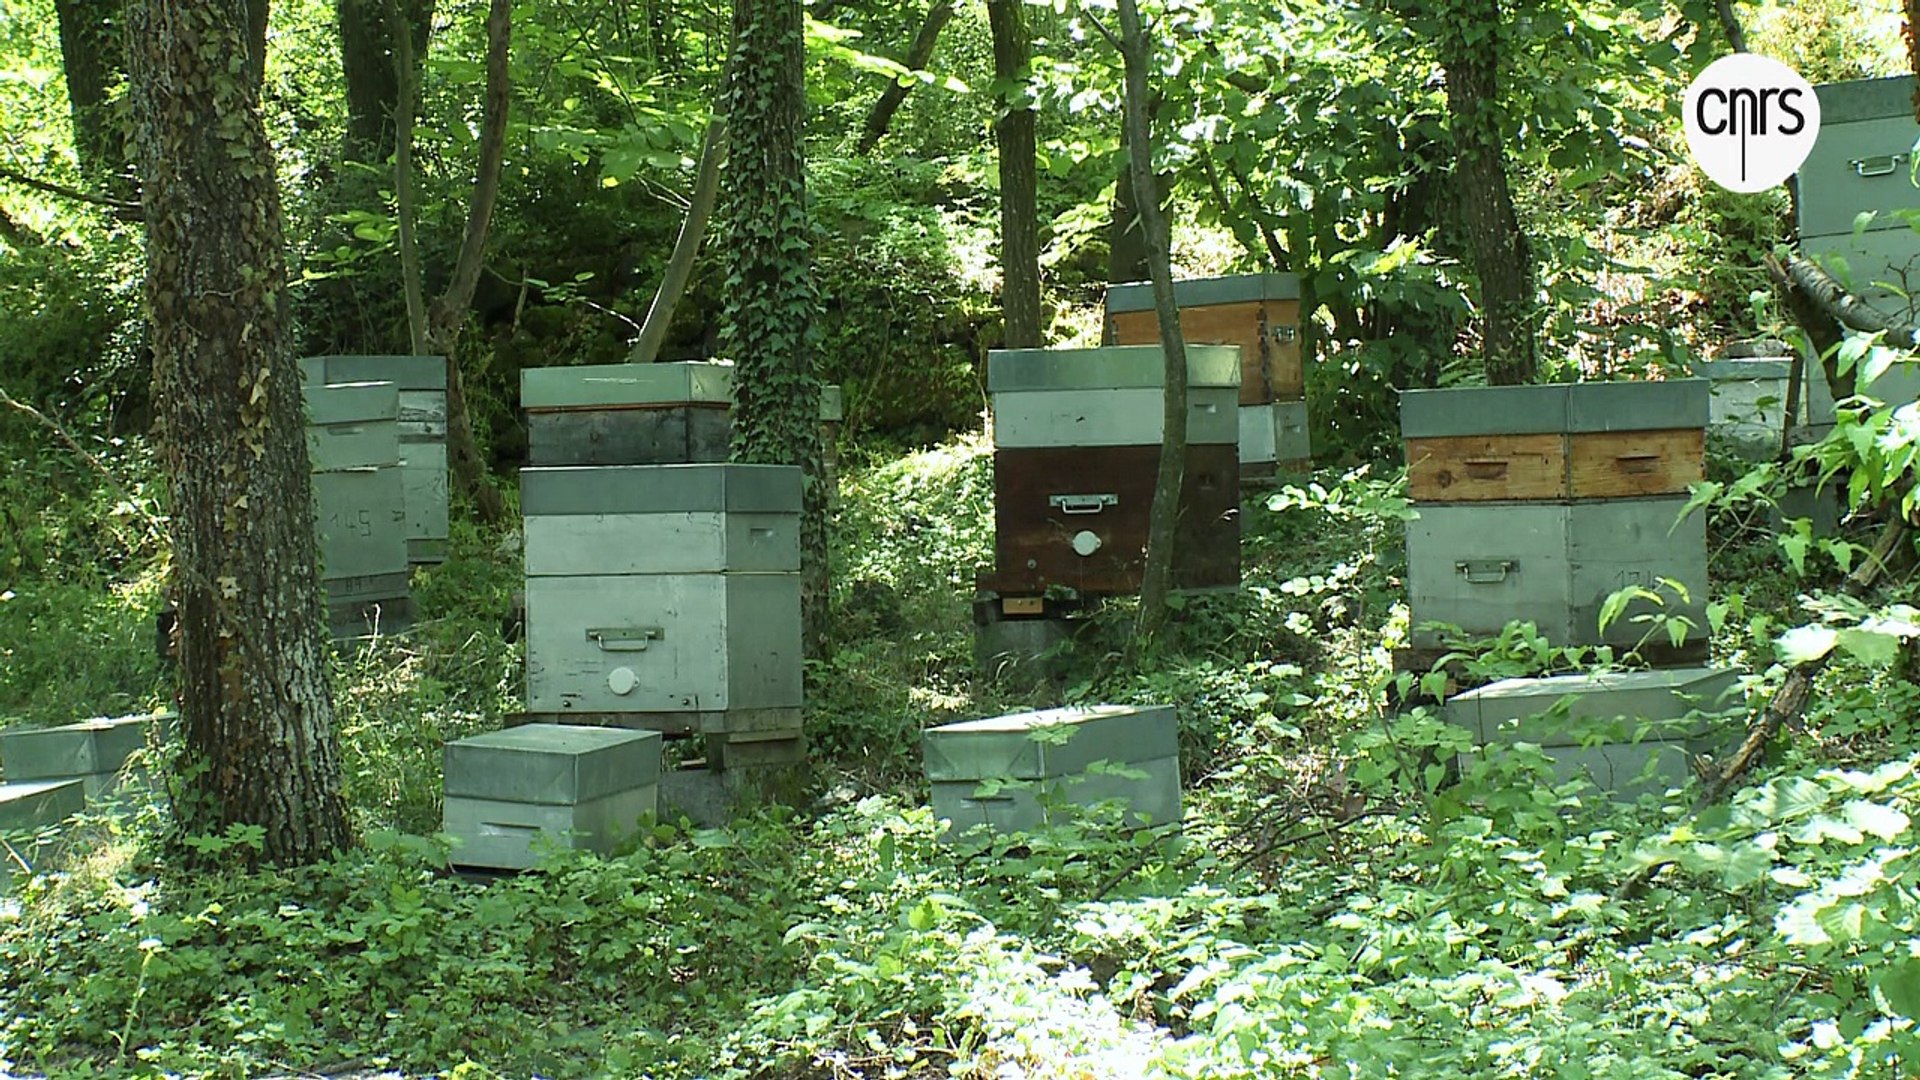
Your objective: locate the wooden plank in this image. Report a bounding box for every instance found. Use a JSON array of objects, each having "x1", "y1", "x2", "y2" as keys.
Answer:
[
  {"x1": 1567, "y1": 428, "x2": 1704, "y2": 499},
  {"x1": 1404, "y1": 433, "x2": 1567, "y2": 502},
  {"x1": 1108, "y1": 300, "x2": 1304, "y2": 405},
  {"x1": 989, "y1": 444, "x2": 1240, "y2": 595}
]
